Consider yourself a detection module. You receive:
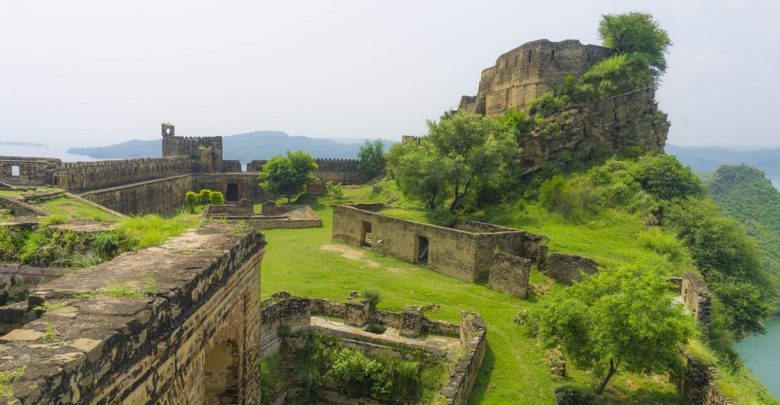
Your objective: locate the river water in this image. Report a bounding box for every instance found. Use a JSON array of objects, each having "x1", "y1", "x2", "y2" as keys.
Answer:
[{"x1": 737, "y1": 317, "x2": 780, "y2": 396}]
